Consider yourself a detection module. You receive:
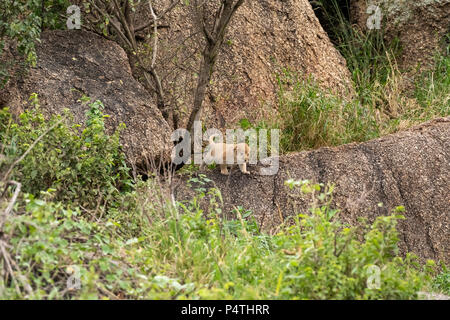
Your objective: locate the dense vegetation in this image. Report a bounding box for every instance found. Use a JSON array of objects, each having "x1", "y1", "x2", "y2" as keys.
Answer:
[
  {"x1": 0, "y1": 0, "x2": 448, "y2": 299},
  {"x1": 0, "y1": 101, "x2": 448, "y2": 299},
  {"x1": 267, "y1": 46, "x2": 449, "y2": 153}
]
